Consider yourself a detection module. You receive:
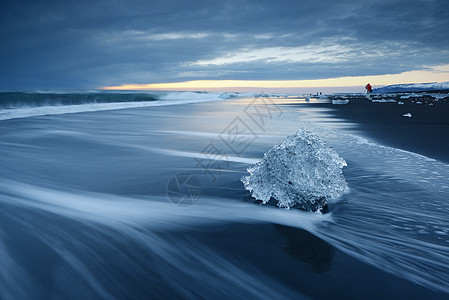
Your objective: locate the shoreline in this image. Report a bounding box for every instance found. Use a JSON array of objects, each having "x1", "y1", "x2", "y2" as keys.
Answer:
[
  {"x1": 320, "y1": 96, "x2": 449, "y2": 164},
  {"x1": 1, "y1": 96, "x2": 449, "y2": 298}
]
